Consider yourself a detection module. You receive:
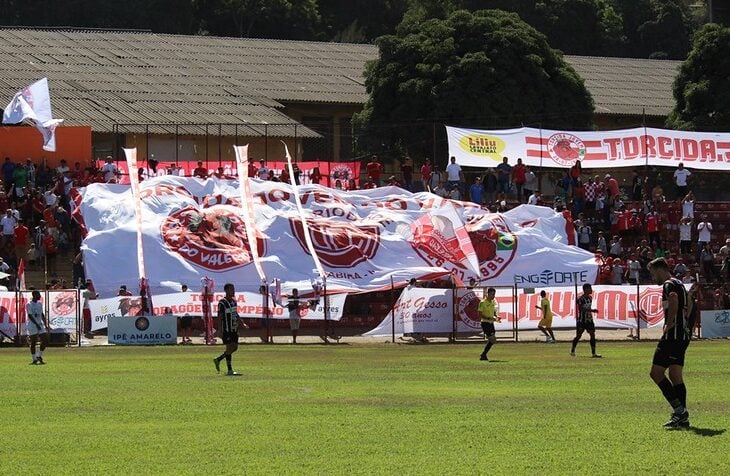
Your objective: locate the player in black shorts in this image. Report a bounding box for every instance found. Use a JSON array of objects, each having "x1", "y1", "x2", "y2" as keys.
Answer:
[
  {"x1": 570, "y1": 283, "x2": 601, "y2": 358},
  {"x1": 213, "y1": 283, "x2": 246, "y2": 376},
  {"x1": 647, "y1": 258, "x2": 692, "y2": 429}
]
